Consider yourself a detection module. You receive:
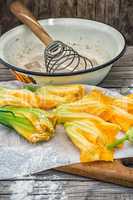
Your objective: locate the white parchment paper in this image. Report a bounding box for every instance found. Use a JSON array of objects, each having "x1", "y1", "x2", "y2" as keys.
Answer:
[{"x1": 0, "y1": 81, "x2": 132, "y2": 179}]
